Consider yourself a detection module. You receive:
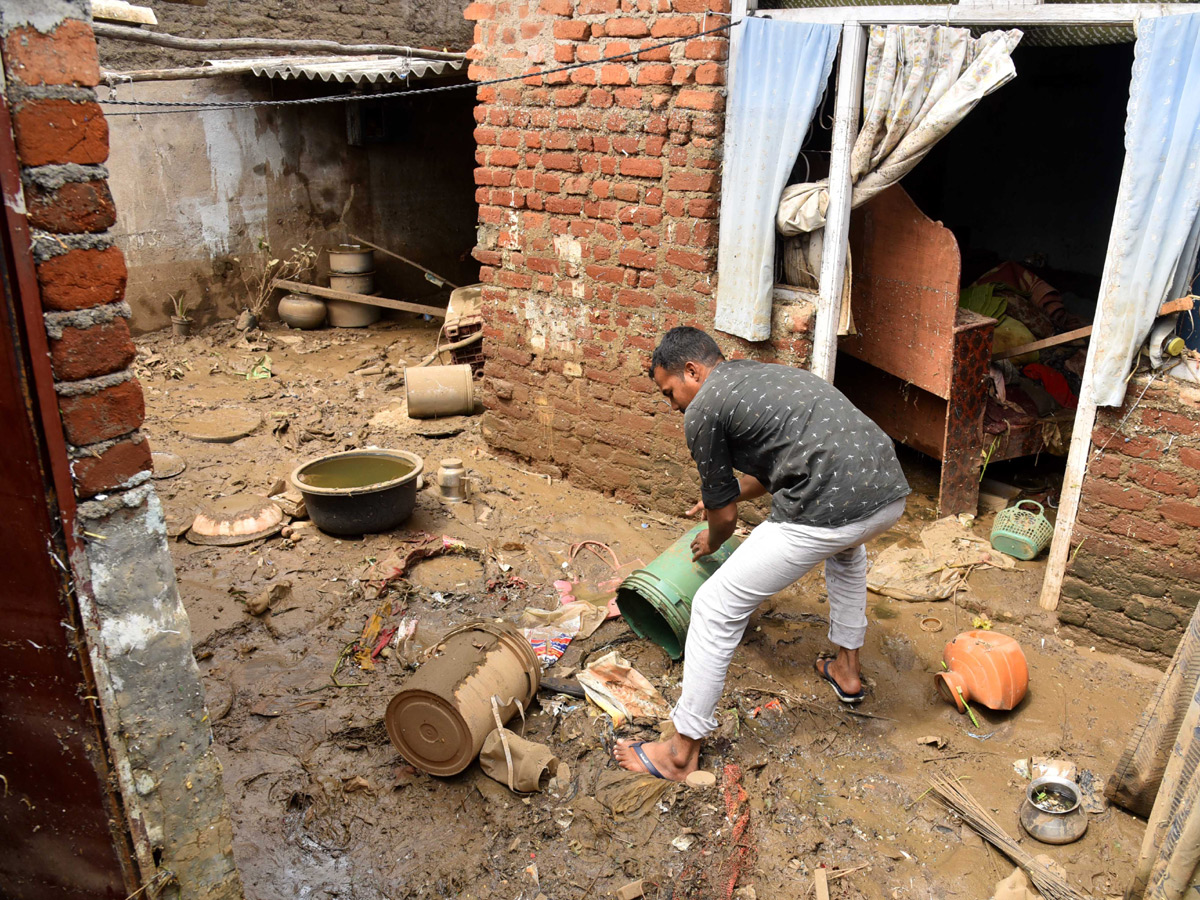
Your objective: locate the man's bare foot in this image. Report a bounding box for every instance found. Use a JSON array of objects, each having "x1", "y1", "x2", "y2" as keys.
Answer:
[
  {"x1": 815, "y1": 648, "x2": 862, "y2": 699},
  {"x1": 613, "y1": 734, "x2": 701, "y2": 783}
]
